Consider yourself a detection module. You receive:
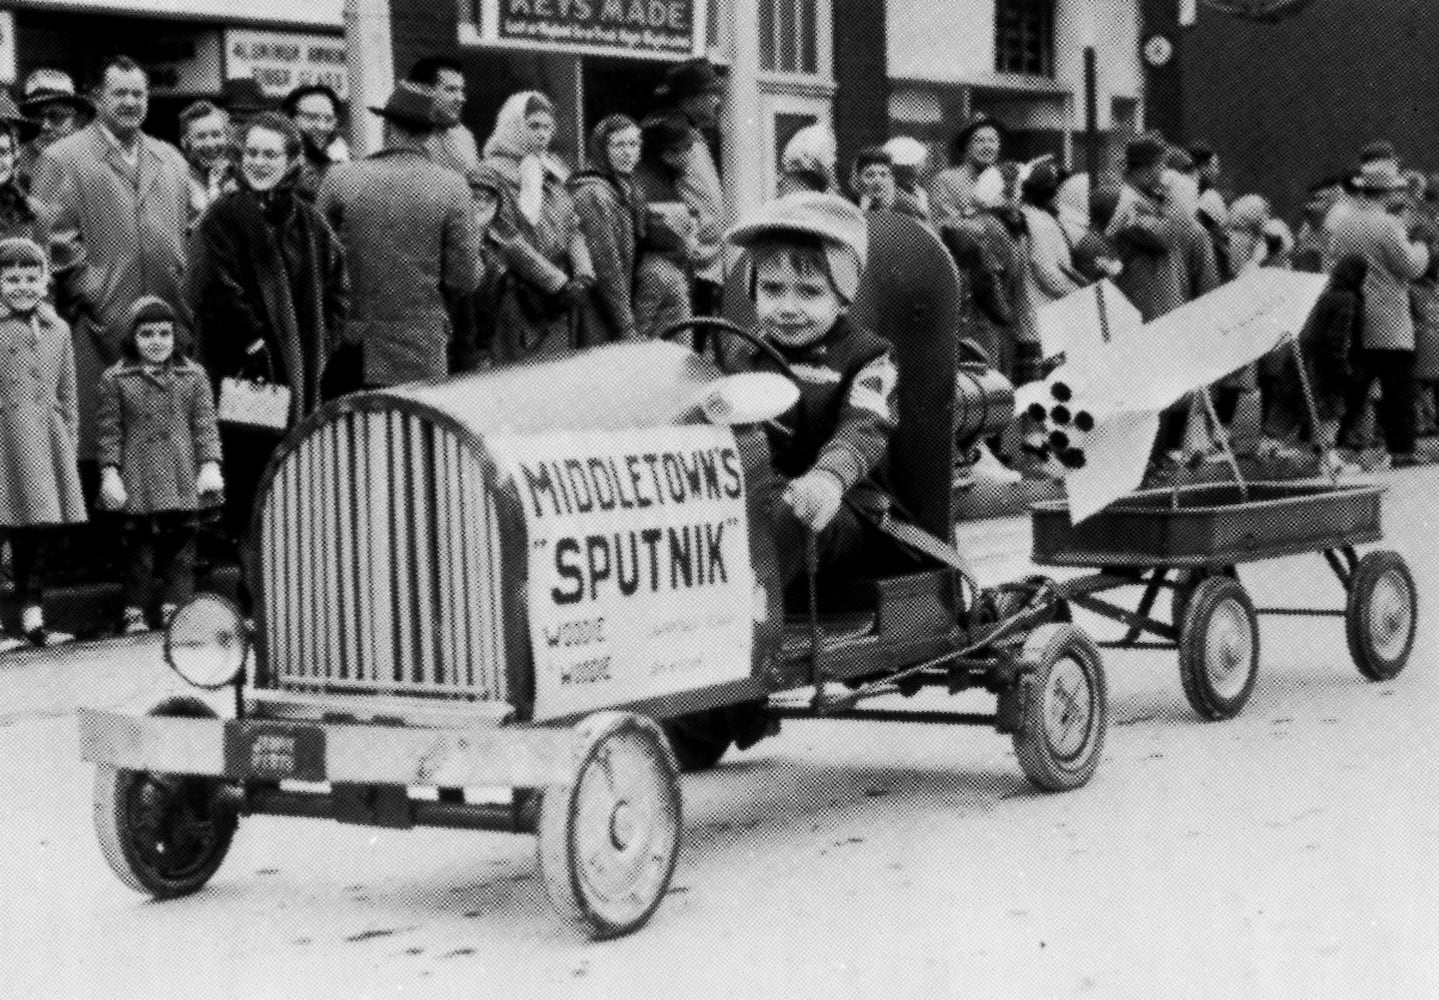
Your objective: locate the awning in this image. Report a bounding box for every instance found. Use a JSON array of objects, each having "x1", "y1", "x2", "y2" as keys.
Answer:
[{"x1": 24, "y1": 0, "x2": 344, "y2": 30}]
